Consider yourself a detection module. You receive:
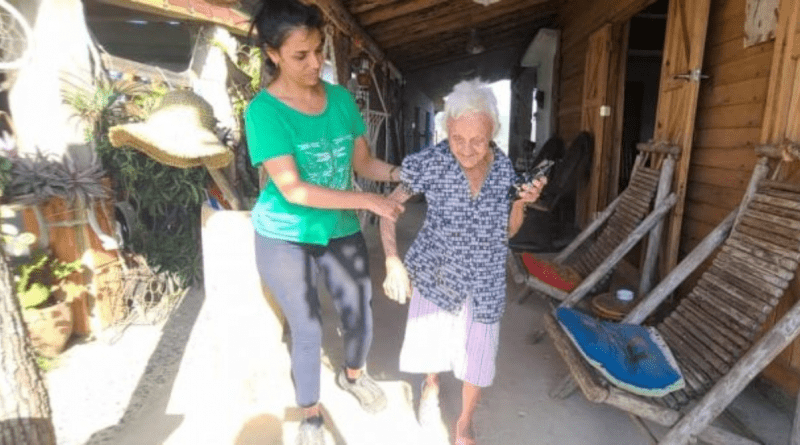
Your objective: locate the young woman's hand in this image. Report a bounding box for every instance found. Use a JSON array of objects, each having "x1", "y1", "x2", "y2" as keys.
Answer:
[{"x1": 364, "y1": 193, "x2": 405, "y2": 222}]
